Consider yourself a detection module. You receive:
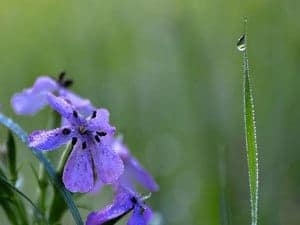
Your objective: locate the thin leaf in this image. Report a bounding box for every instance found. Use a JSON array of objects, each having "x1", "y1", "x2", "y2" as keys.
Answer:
[
  {"x1": 0, "y1": 113, "x2": 84, "y2": 225},
  {"x1": 238, "y1": 19, "x2": 259, "y2": 225},
  {"x1": 6, "y1": 131, "x2": 17, "y2": 184},
  {"x1": 0, "y1": 199, "x2": 20, "y2": 225},
  {"x1": 0, "y1": 174, "x2": 48, "y2": 224},
  {"x1": 0, "y1": 174, "x2": 29, "y2": 225}
]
